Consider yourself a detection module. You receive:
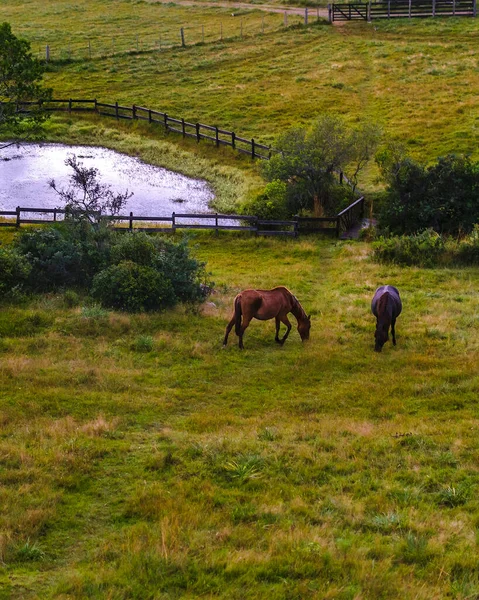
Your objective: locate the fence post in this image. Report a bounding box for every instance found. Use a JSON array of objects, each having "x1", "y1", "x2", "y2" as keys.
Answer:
[
  {"x1": 16, "y1": 206, "x2": 21, "y2": 227},
  {"x1": 232, "y1": 131, "x2": 236, "y2": 149},
  {"x1": 53, "y1": 208, "x2": 57, "y2": 222},
  {"x1": 335, "y1": 217, "x2": 340, "y2": 238},
  {"x1": 182, "y1": 118, "x2": 186, "y2": 137},
  {"x1": 68, "y1": 98, "x2": 72, "y2": 113},
  {"x1": 328, "y1": 4, "x2": 332, "y2": 22},
  {"x1": 453, "y1": 0, "x2": 456, "y2": 15},
  {"x1": 474, "y1": 0, "x2": 477, "y2": 17},
  {"x1": 432, "y1": 0, "x2": 436, "y2": 16},
  {"x1": 251, "y1": 138, "x2": 256, "y2": 160},
  {"x1": 172, "y1": 212, "x2": 176, "y2": 233},
  {"x1": 196, "y1": 123, "x2": 200, "y2": 142},
  {"x1": 388, "y1": 0, "x2": 391, "y2": 18},
  {"x1": 339, "y1": 171, "x2": 343, "y2": 184},
  {"x1": 409, "y1": 0, "x2": 412, "y2": 17},
  {"x1": 180, "y1": 27, "x2": 185, "y2": 47},
  {"x1": 305, "y1": 7, "x2": 308, "y2": 24},
  {"x1": 129, "y1": 211, "x2": 133, "y2": 230},
  {"x1": 164, "y1": 112, "x2": 168, "y2": 131},
  {"x1": 46, "y1": 45, "x2": 50, "y2": 62},
  {"x1": 368, "y1": 0, "x2": 372, "y2": 21},
  {"x1": 149, "y1": 109, "x2": 152, "y2": 123},
  {"x1": 132, "y1": 104, "x2": 136, "y2": 119},
  {"x1": 215, "y1": 213, "x2": 219, "y2": 235},
  {"x1": 94, "y1": 98, "x2": 98, "y2": 112},
  {"x1": 284, "y1": 11, "x2": 288, "y2": 26},
  {"x1": 115, "y1": 101, "x2": 119, "y2": 120},
  {"x1": 215, "y1": 126, "x2": 219, "y2": 147}
]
